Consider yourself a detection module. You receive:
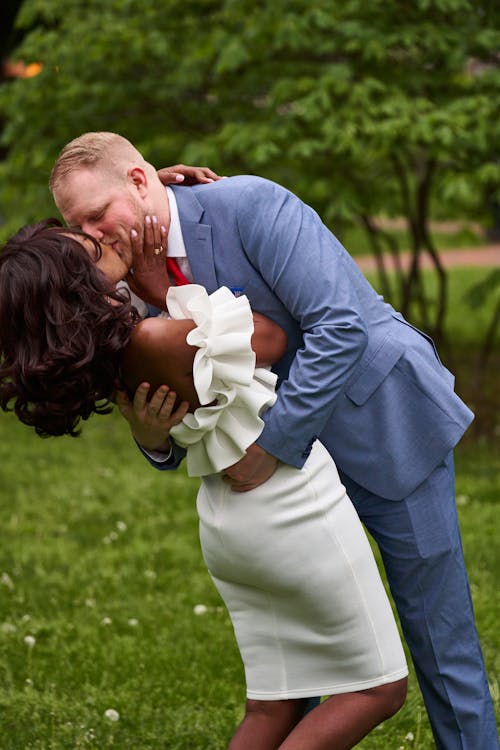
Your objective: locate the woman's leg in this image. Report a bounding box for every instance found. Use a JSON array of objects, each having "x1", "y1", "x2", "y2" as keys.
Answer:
[
  {"x1": 229, "y1": 679, "x2": 407, "y2": 750},
  {"x1": 228, "y1": 698, "x2": 307, "y2": 750},
  {"x1": 279, "y1": 678, "x2": 407, "y2": 750}
]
